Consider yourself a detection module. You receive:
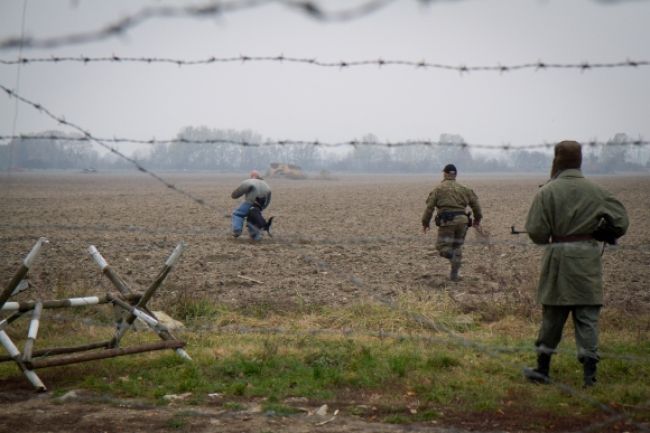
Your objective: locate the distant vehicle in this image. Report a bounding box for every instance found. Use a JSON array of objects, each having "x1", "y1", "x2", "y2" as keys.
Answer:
[
  {"x1": 82, "y1": 167, "x2": 98, "y2": 173},
  {"x1": 265, "y1": 162, "x2": 306, "y2": 179}
]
